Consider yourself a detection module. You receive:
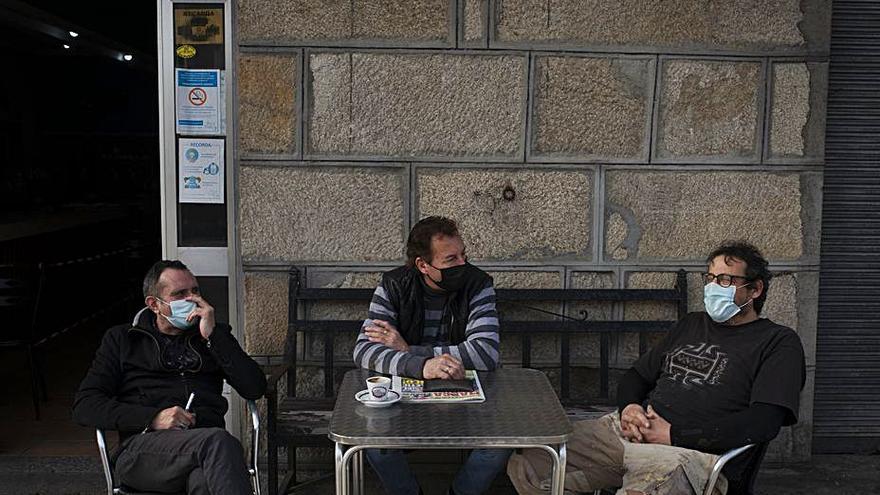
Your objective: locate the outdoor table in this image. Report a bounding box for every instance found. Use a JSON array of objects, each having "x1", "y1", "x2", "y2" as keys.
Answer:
[{"x1": 329, "y1": 367, "x2": 572, "y2": 495}]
